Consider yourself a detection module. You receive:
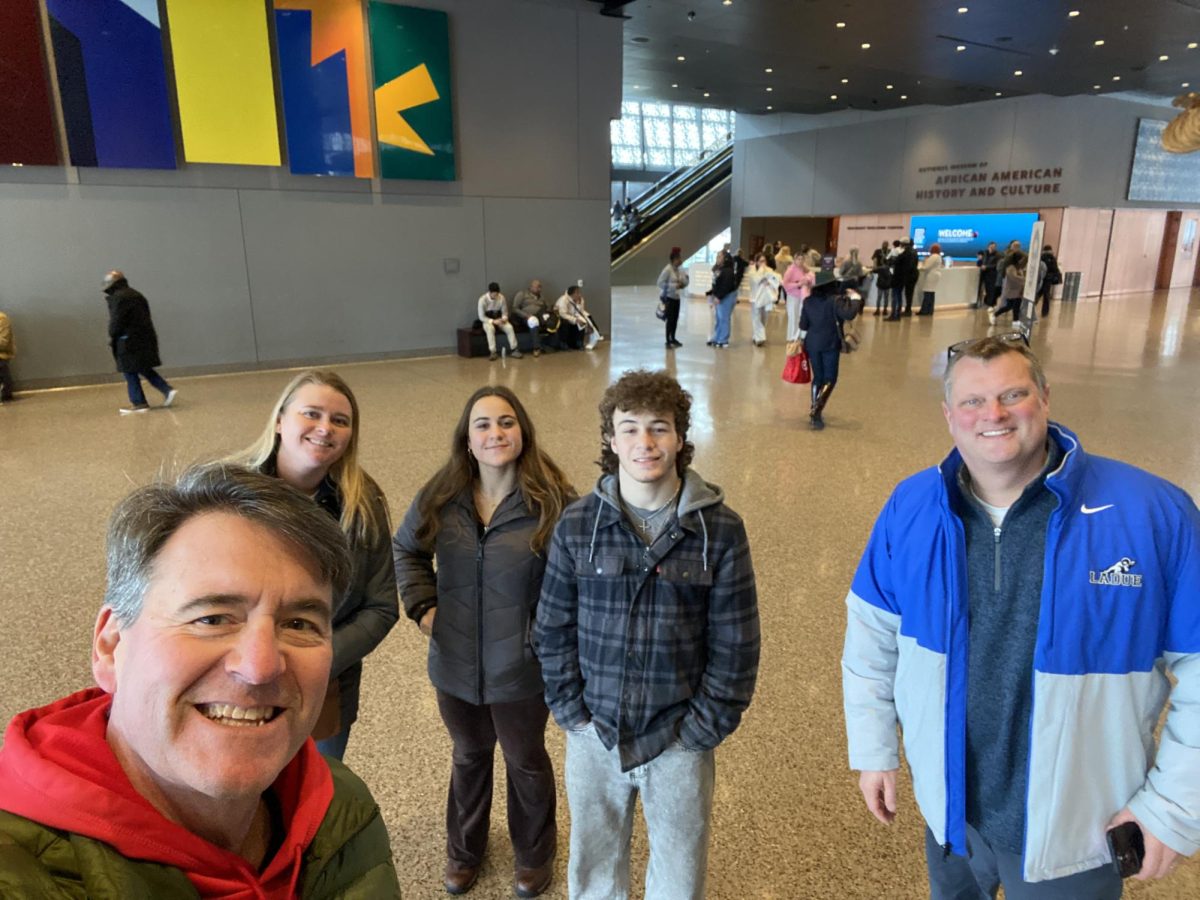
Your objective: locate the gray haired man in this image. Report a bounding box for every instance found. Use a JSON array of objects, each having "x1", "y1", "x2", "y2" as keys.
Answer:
[{"x1": 0, "y1": 464, "x2": 401, "y2": 896}]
